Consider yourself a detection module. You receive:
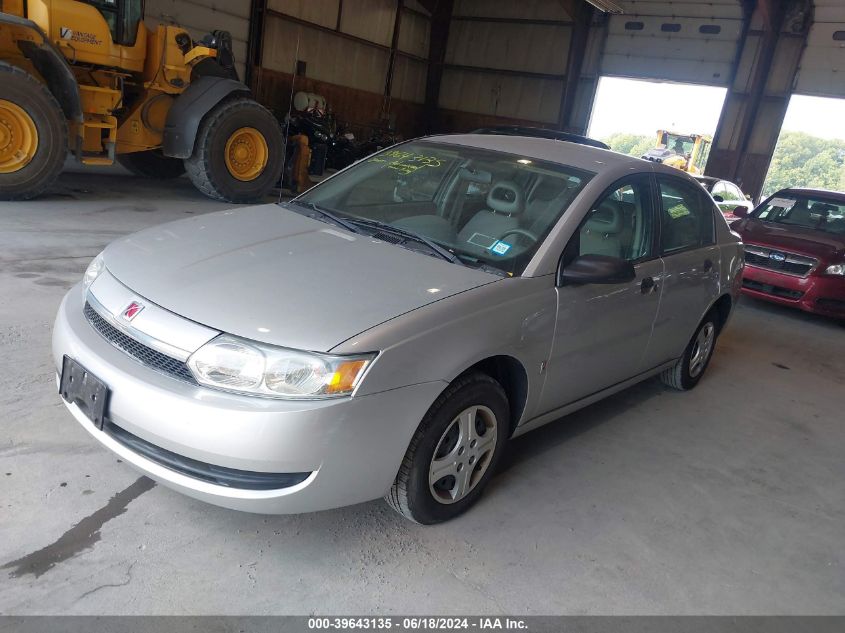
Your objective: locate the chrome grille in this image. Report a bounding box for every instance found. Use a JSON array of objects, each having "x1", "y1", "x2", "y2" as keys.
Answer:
[
  {"x1": 744, "y1": 245, "x2": 818, "y2": 277},
  {"x1": 84, "y1": 302, "x2": 197, "y2": 384}
]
